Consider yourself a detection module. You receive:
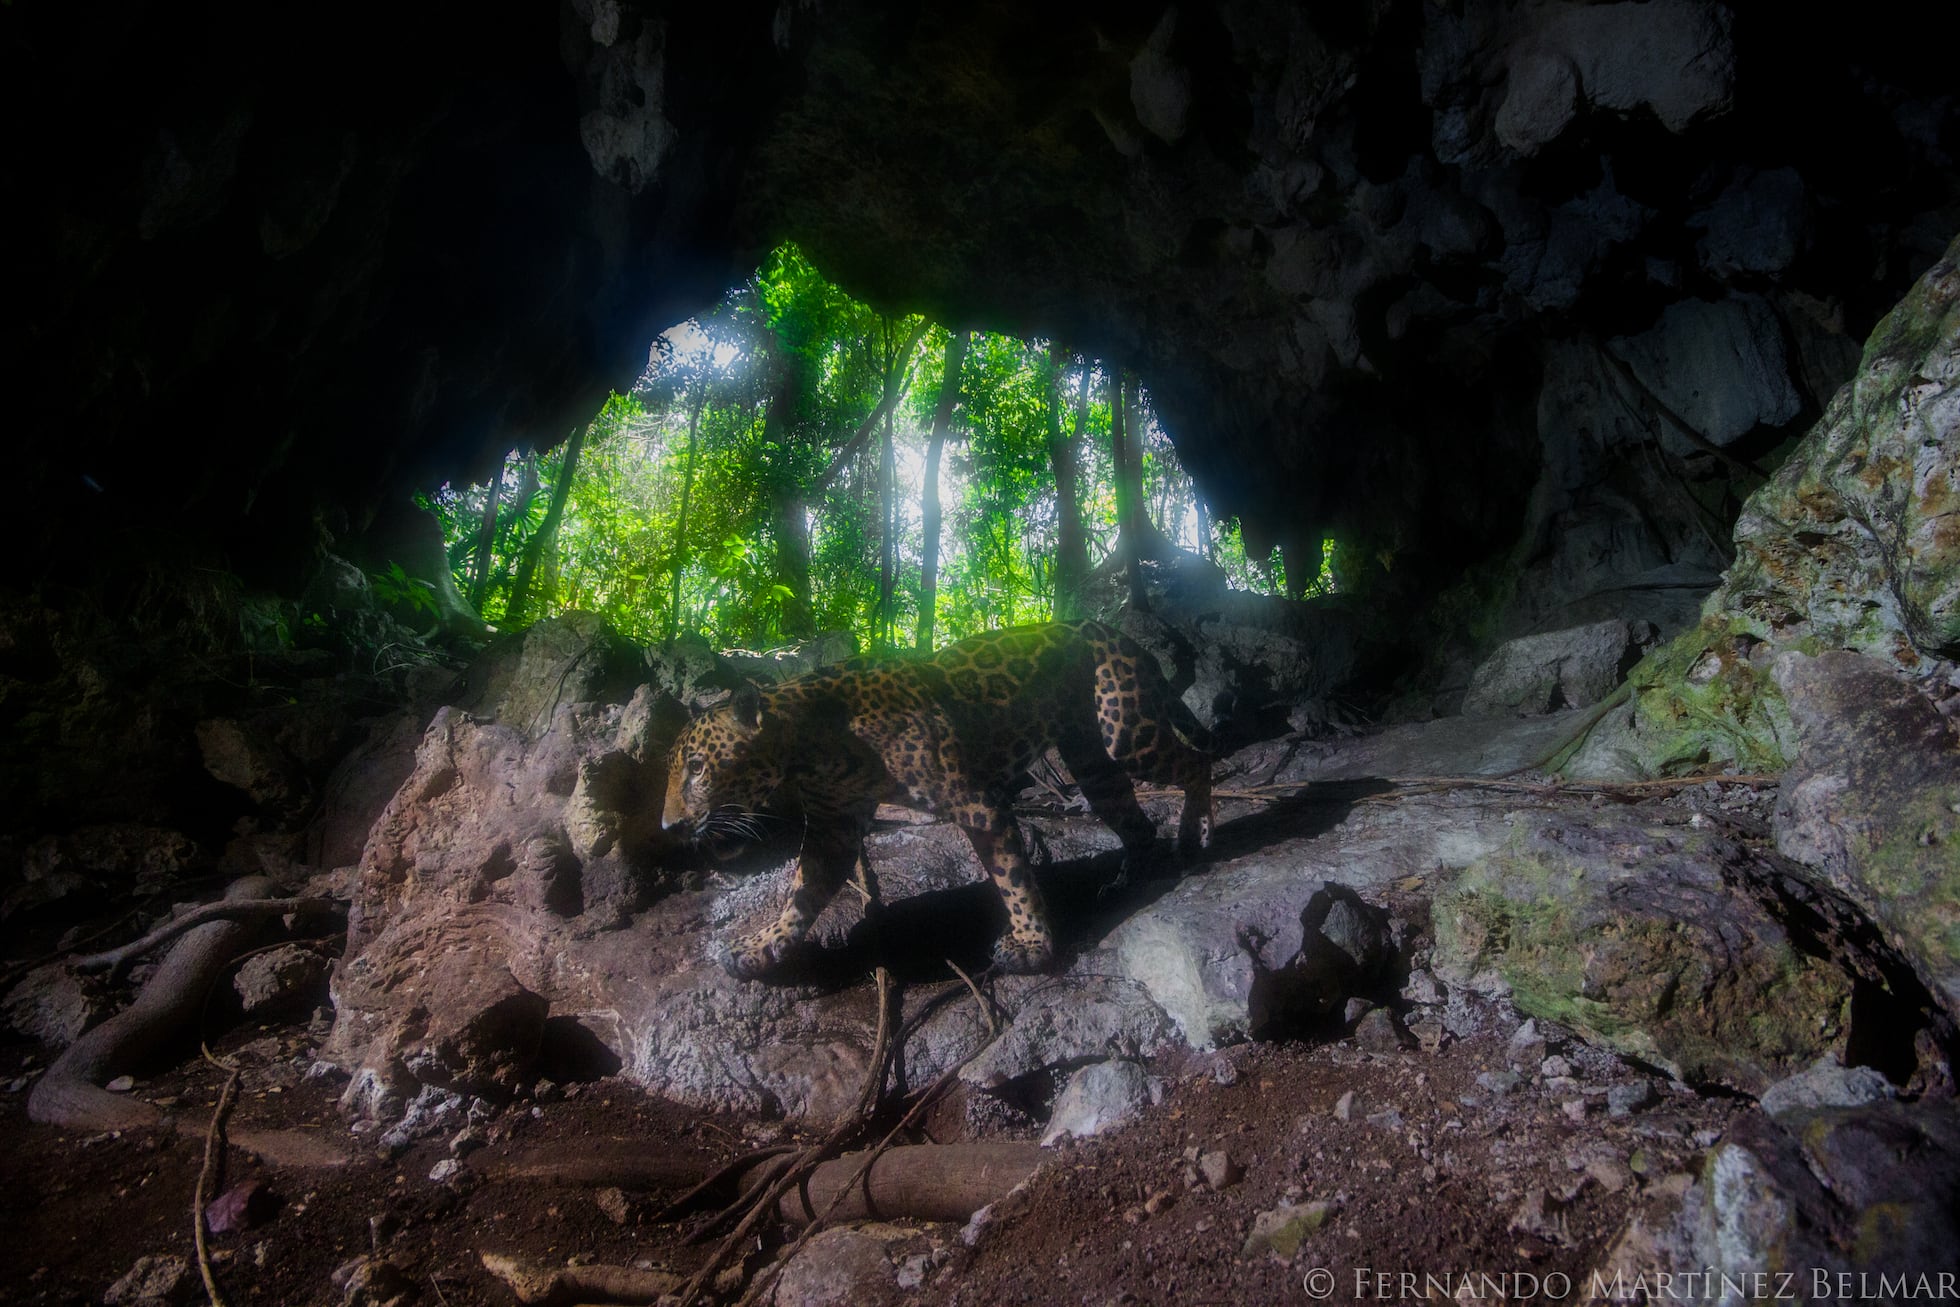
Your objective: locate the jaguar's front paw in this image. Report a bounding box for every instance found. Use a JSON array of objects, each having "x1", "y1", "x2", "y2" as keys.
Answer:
[
  {"x1": 1176, "y1": 806, "x2": 1213, "y2": 858},
  {"x1": 722, "y1": 930, "x2": 797, "y2": 981},
  {"x1": 990, "y1": 932, "x2": 1056, "y2": 975}
]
